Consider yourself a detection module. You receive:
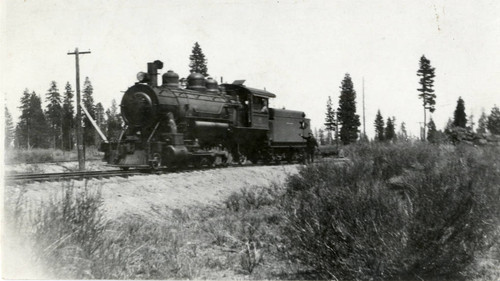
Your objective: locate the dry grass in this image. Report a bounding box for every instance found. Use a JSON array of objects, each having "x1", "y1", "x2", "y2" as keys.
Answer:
[
  {"x1": 5, "y1": 146, "x2": 103, "y2": 164},
  {"x1": 4, "y1": 142, "x2": 500, "y2": 280}
]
